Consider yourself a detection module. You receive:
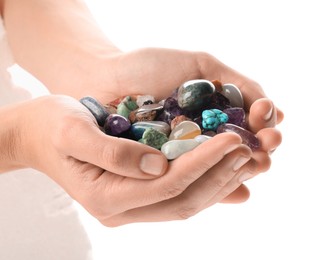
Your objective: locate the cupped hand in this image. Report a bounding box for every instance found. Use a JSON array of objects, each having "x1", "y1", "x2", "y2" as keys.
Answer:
[
  {"x1": 72, "y1": 48, "x2": 283, "y2": 203},
  {"x1": 16, "y1": 95, "x2": 255, "y2": 226}
]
